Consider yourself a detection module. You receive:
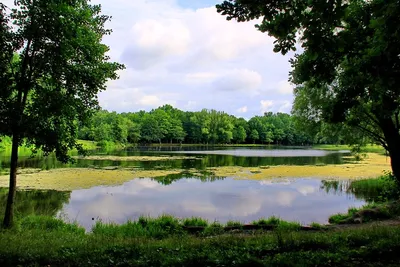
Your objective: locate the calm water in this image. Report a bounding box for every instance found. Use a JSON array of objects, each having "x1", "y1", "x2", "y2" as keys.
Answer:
[
  {"x1": 58, "y1": 178, "x2": 366, "y2": 230},
  {"x1": 0, "y1": 146, "x2": 350, "y2": 171},
  {"x1": 0, "y1": 146, "x2": 365, "y2": 229}
]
